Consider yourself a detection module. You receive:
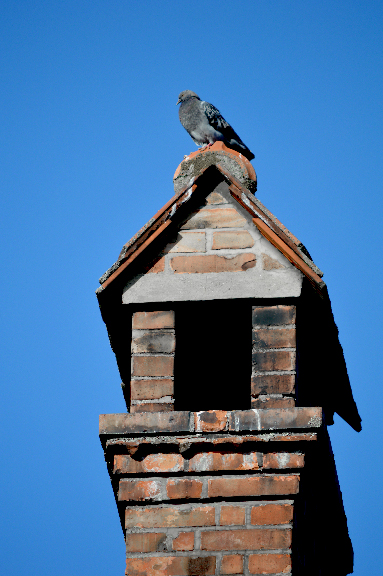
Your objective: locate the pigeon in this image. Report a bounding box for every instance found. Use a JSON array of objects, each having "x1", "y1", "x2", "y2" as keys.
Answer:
[{"x1": 177, "y1": 90, "x2": 254, "y2": 161}]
